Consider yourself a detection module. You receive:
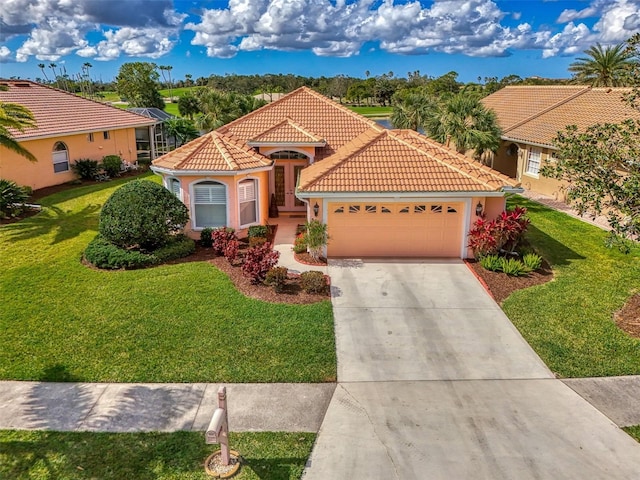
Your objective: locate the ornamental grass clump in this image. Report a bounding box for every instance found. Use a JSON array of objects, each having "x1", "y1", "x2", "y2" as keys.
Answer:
[{"x1": 304, "y1": 220, "x2": 329, "y2": 261}]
